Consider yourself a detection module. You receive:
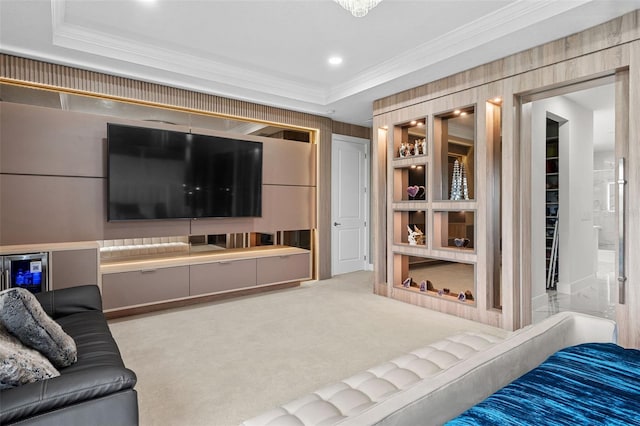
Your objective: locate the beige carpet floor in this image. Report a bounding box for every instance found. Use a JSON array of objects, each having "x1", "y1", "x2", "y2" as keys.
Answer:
[{"x1": 108, "y1": 271, "x2": 509, "y2": 426}]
